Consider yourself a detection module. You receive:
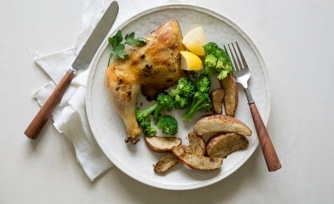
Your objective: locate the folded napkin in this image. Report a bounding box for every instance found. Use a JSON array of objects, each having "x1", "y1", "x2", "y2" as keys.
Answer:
[{"x1": 32, "y1": 0, "x2": 113, "y2": 181}]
